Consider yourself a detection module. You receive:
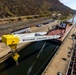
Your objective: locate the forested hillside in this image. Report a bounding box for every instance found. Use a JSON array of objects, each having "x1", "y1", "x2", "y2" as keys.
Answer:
[{"x1": 0, "y1": 0, "x2": 73, "y2": 18}]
